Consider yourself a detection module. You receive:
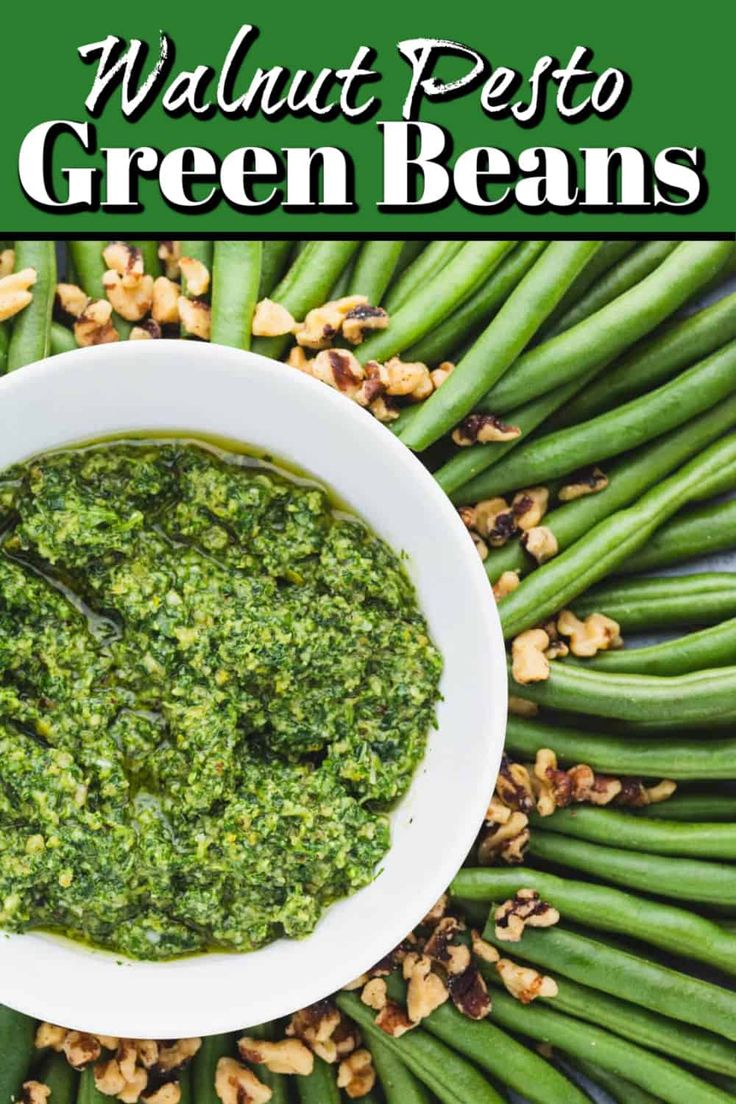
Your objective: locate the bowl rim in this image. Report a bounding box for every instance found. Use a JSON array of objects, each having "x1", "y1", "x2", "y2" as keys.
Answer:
[{"x1": 0, "y1": 340, "x2": 506, "y2": 1036}]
